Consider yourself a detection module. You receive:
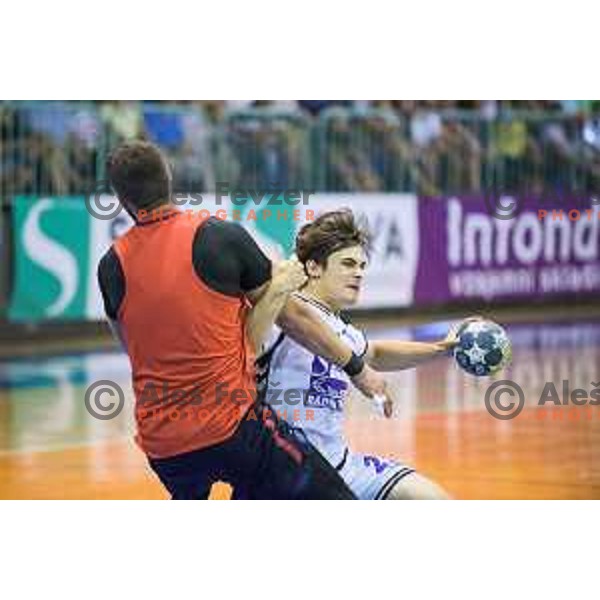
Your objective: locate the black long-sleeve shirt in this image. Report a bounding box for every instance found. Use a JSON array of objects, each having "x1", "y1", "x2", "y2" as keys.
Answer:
[{"x1": 97, "y1": 217, "x2": 272, "y2": 320}]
